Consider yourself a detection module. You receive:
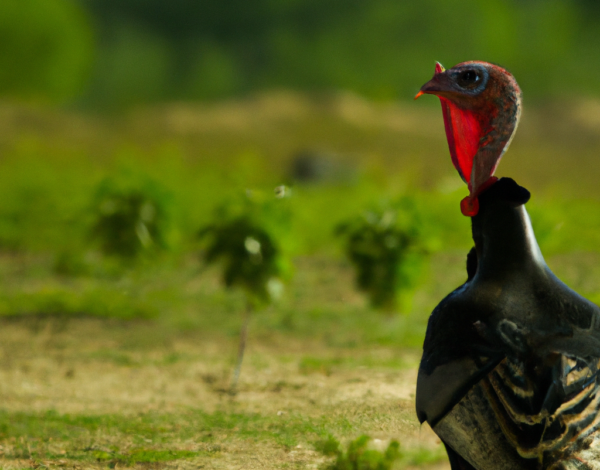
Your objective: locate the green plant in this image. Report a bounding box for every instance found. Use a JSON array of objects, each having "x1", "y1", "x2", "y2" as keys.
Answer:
[
  {"x1": 316, "y1": 435, "x2": 401, "y2": 470},
  {"x1": 336, "y1": 197, "x2": 430, "y2": 313},
  {"x1": 199, "y1": 187, "x2": 292, "y2": 393},
  {"x1": 90, "y1": 173, "x2": 171, "y2": 260}
]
